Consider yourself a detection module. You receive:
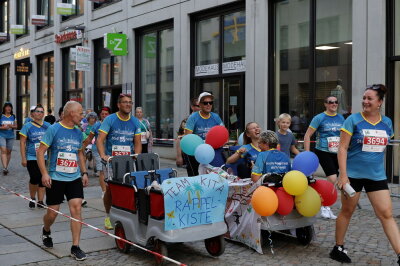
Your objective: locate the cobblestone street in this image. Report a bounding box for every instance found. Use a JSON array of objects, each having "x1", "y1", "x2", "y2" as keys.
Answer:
[{"x1": 1, "y1": 142, "x2": 400, "y2": 265}]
